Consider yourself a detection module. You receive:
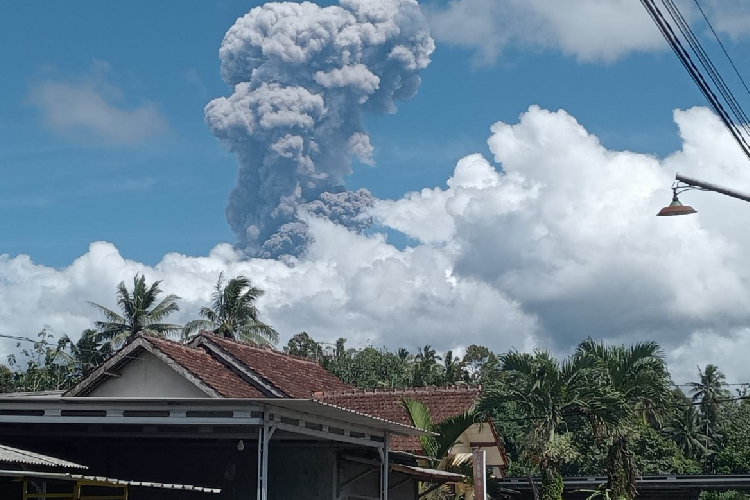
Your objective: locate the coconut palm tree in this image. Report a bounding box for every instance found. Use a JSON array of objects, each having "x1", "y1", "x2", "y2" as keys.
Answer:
[
  {"x1": 58, "y1": 329, "x2": 113, "y2": 378},
  {"x1": 413, "y1": 345, "x2": 442, "y2": 386},
  {"x1": 479, "y1": 350, "x2": 627, "y2": 500},
  {"x1": 89, "y1": 274, "x2": 181, "y2": 347},
  {"x1": 689, "y1": 364, "x2": 730, "y2": 439},
  {"x1": 575, "y1": 339, "x2": 671, "y2": 500},
  {"x1": 443, "y1": 350, "x2": 465, "y2": 385},
  {"x1": 665, "y1": 405, "x2": 712, "y2": 460},
  {"x1": 182, "y1": 273, "x2": 278, "y2": 345}
]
